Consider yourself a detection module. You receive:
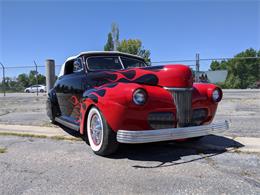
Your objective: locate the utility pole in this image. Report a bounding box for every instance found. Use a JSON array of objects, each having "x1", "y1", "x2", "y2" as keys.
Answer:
[
  {"x1": 45, "y1": 59, "x2": 55, "y2": 93},
  {"x1": 0, "y1": 63, "x2": 5, "y2": 96},
  {"x1": 195, "y1": 53, "x2": 200, "y2": 82},
  {"x1": 34, "y1": 61, "x2": 38, "y2": 96}
]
